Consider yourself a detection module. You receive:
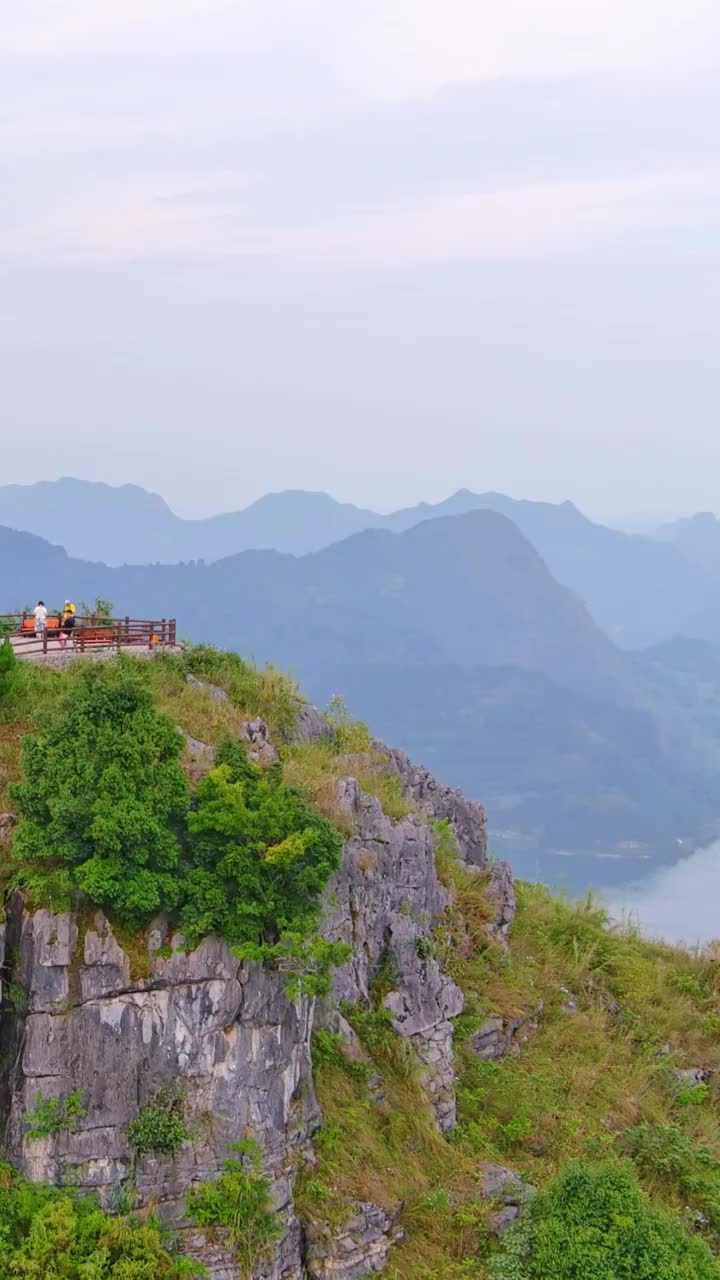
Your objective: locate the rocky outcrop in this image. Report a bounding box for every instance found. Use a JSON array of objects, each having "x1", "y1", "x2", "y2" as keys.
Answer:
[
  {"x1": 478, "y1": 1162, "x2": 536, "y2": 1235},
  {"x1": 293, "y1": 705, "x2": 334, "y2": 745},
  {"x1": 321, "y1": 779, "x2": 463, "y2": 1132},
  {"x1": 0, "y1": 768, "x2": 466, "y2": 1277},
  {"x1": 185, "y1": 672, "x2": 230, "y2": 703},
  {"x1": 484, "y1": 861, "x2": 516, "y2": 945},
  {"x1": 472, "y1": 1004, "x2": 542, "y2": 1061},
  {"x1": 242, "y1": 717, "x2": 279, "y2": 766},
  {"x1": 289, "y1": 703, "x2": 487, "y2": 868},
  {"x1": 304, "y1": 1200, "x2": 403, "y2": 1280},
  {"x1": 372, "y1": 743, "x2": 487, "y2": 867}
]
